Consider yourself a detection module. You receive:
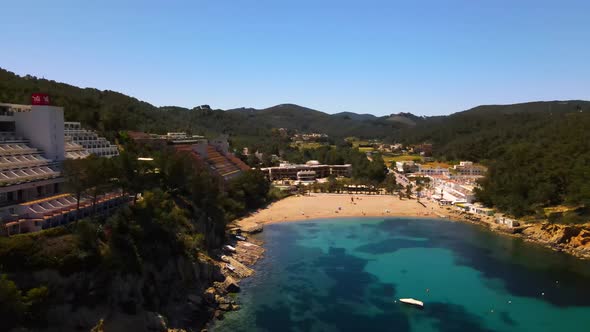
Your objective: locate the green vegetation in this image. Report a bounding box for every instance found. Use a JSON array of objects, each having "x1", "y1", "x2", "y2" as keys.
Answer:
[
  {"x1": 3, "y1": 66, "x2": 589, "y2": 219},
  {"x1": 0, "y1": 274, "x2": 49, "y2": 331},
  {"x1": 0, "y1": 69, "x2": 408, "y2": 140},
  {"x1": 398, "y1": 101, "x2": 590, "y2": 217},
  {"x1": 0, "y1": 143, "x2": 274, "y2": 329}
]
